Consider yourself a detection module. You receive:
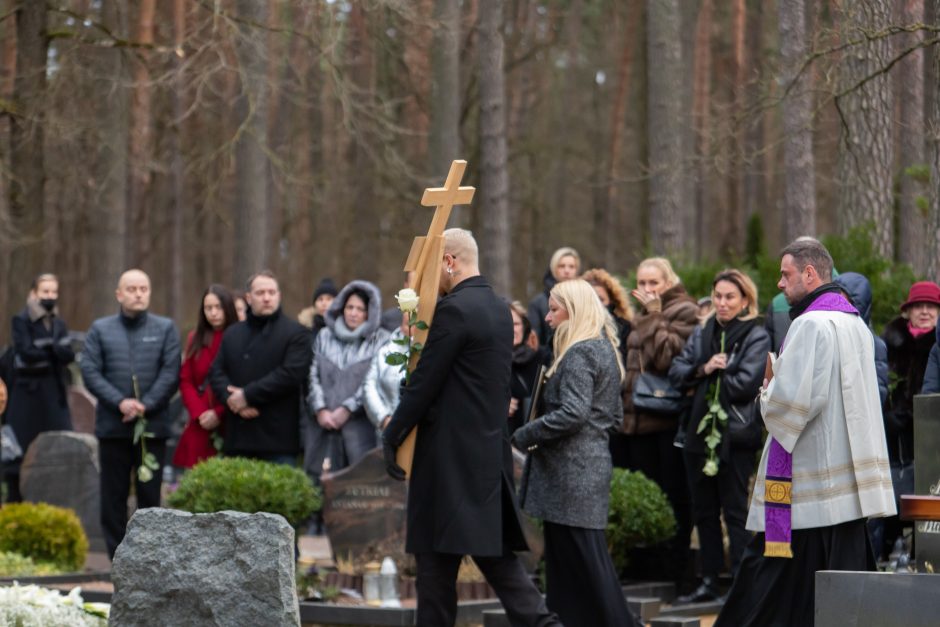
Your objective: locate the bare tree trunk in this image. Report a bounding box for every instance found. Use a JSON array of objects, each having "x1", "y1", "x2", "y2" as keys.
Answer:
[
  {"x1": 125, "y1": 0, "x2": 156, "y2": 268},
  {"x1": 348, "y1": 5, "x2": 379, "y2": 281},
  {"x1": 429, "y1": 0, "x2": 461, "y2": 181},
  {"x1": 837, "y1": 0, "x2": 894, "y2": 258},
  {"x1": 90, "y1": 0, "x2": 129, "y2": 318},
  {"x1": 603, "y1": 1, "x2": 643, "y2": 269},
  {"x1": 7, "y1": 0, "x2": 48, "y2": 314},
  {"x1": 477, "y1": 0, "x2": 511, "y2": 295},
  {"x1": 0, "y1": 0, "x2": 17, "y2": 332},
  {"x1": 779, "y1": 0, "x2": 817, "y2": 241},
  {"x1": 692, "y1": 0, "x2": 712, "y2": 258},
  {"x1": 896, "y1": 0, "x2": 927, "y2": 273},
  {"x1": 168, "y1": 0, "x2": 185, "y2": 321},
  {"x1": 721, "y1": 0, "x2": 746, "y2": 256},
  {"x1": 929, "y1": 0, "x2": 940, "y2": 279},
  {"x1": 742, "y1": 0, "x2": 765, "y2": 223},
  {"x1": 232, "y1": 0, "x2": 270, "y2": 286},
  {"x1": 647, "y1": 0, "x2": 687, "y2": 255}
]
